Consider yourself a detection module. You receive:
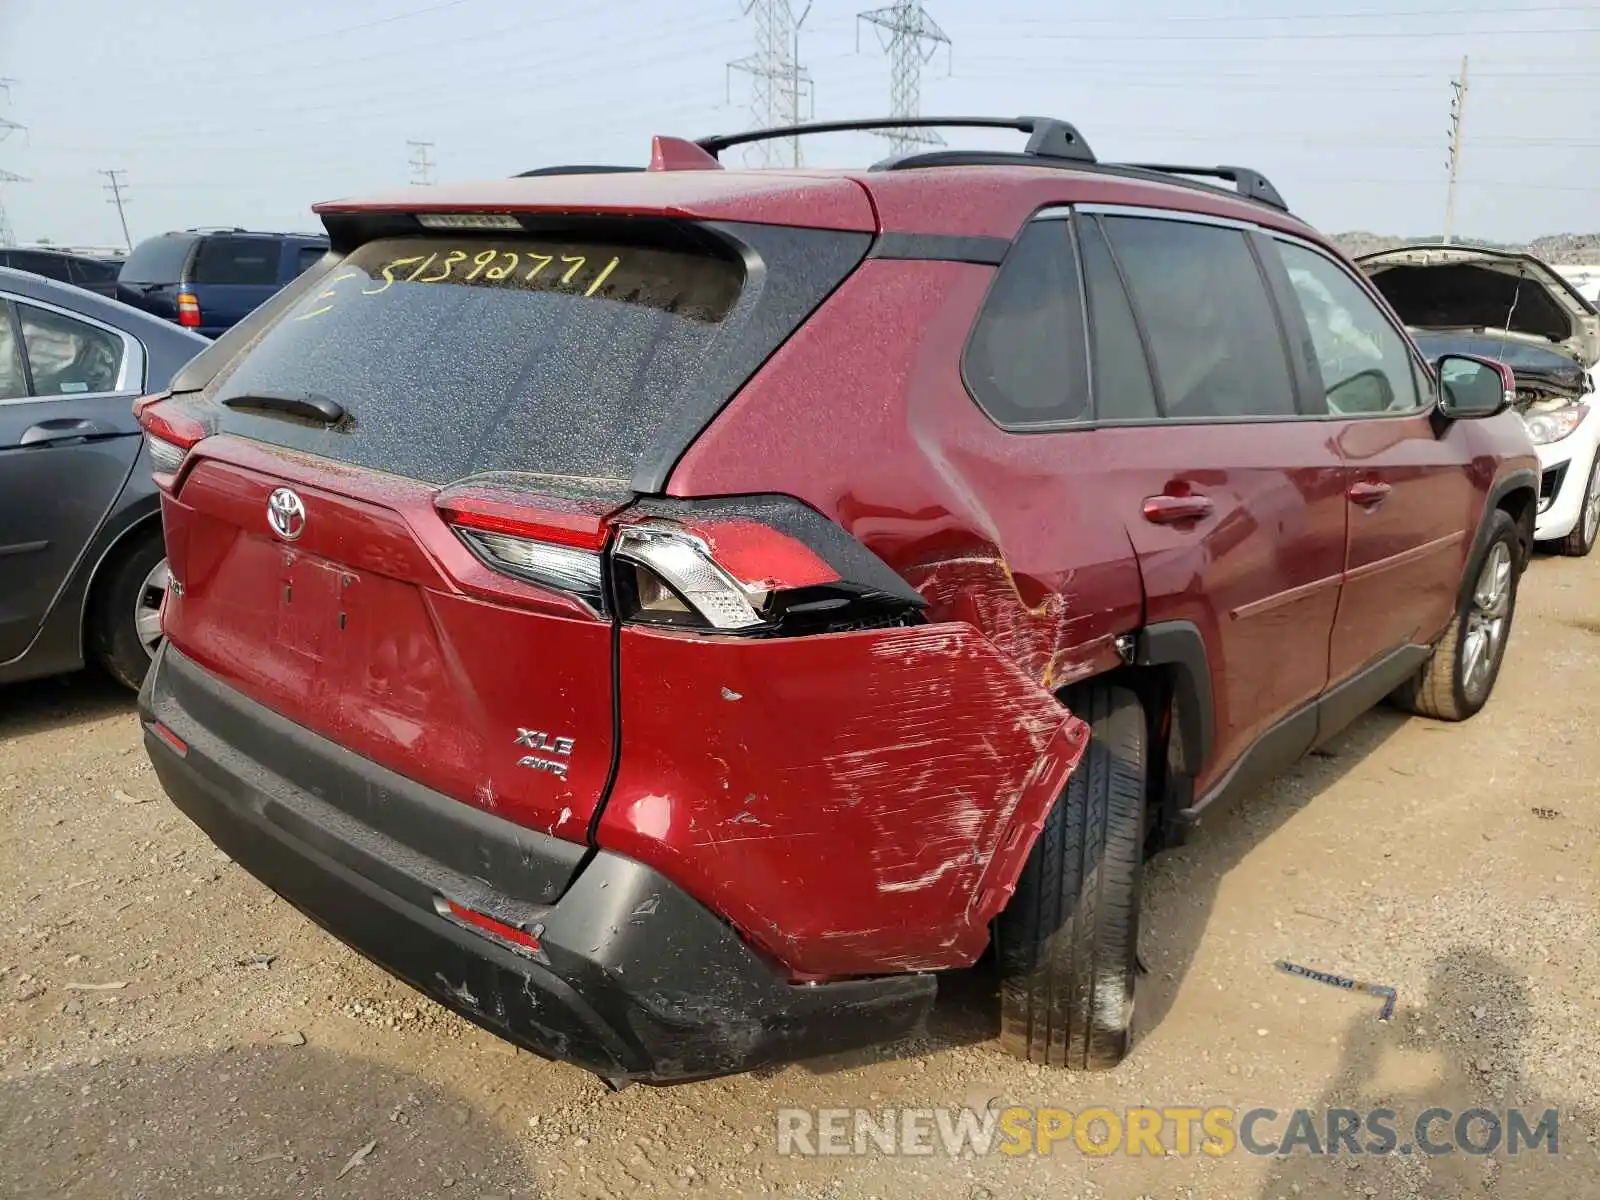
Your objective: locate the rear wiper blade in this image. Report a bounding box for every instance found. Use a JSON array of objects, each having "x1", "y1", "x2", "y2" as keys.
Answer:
[{"x1": 221, "y1": 392, "x2": 346, "y2": 425}]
